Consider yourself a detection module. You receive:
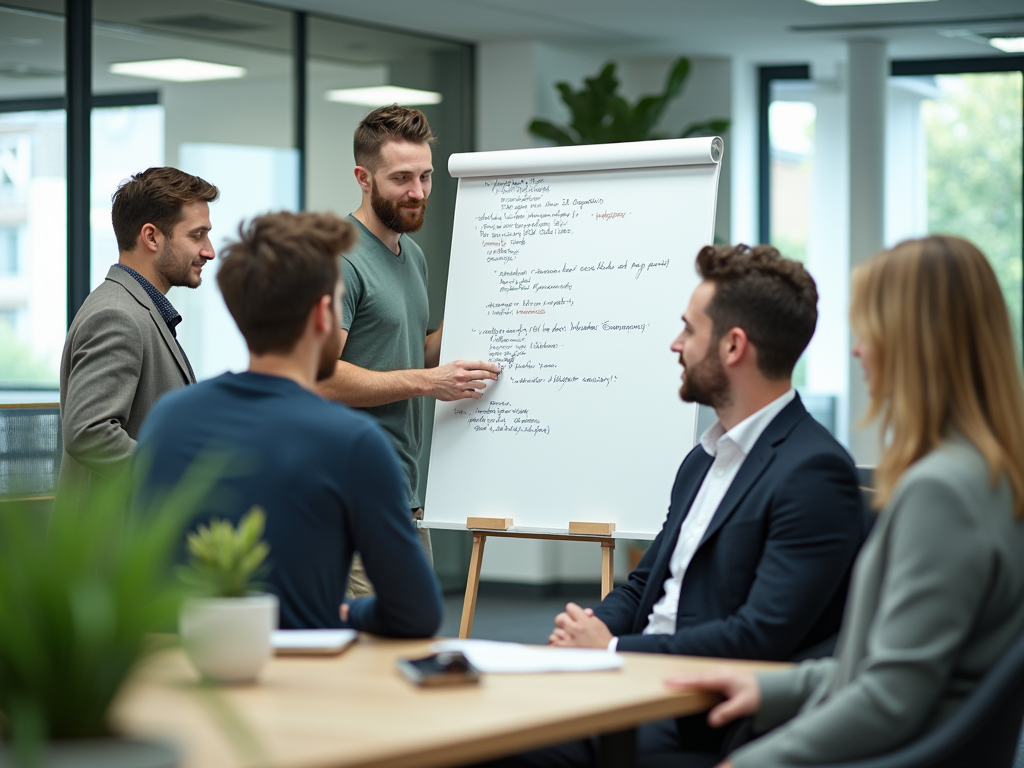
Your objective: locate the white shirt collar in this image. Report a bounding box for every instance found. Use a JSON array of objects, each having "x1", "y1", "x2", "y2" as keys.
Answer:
[{"x1": 699, "y1": 388, "x2": 796, "y2": 458}]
